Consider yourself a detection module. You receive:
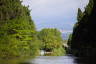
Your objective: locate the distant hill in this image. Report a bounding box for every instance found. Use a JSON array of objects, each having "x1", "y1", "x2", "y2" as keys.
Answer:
[{"x1": 62, "y1": 32, "x2": 72, "y2": 40}]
